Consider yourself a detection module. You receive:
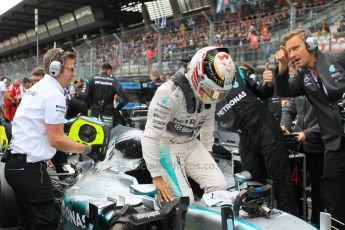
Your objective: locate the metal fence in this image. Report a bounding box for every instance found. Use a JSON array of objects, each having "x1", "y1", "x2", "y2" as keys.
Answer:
[
  {"x1": 0, "y1": 56, "x2": 39, "y2": 81},
  {"x1": 0, "y1": 1, "x2": 344, "y2": 81}
]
